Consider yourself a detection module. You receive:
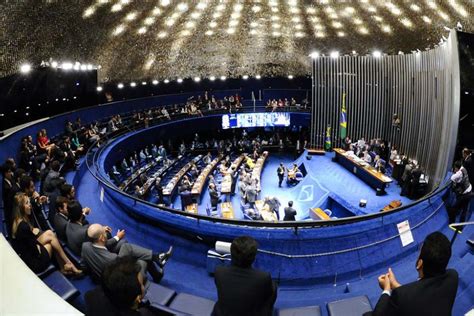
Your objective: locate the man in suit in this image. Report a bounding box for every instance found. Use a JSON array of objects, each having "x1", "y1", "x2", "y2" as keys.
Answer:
[
  {"x1": 462, "y1": 148, "x2": 473, "y2": 184},
  {"x1": 85, "y1": 256, "x2": 155, "y2": 316},
  {"x1": 81, "y1": 223, "x2": 173, "y2": 283},
  {"x1": 448, "y1": 160, "x2": 472, "y2": 225},
  {"x1": 277, "y1": 163, "x2": 285, "y2": 188},
  {"x1": 209, "y1": 183, "x2": 220, "y2": 209},
  {"x1": 52, "y1": 196, "x2": 69, "y2": 241},
  {"x1": 283, "y1": 201, "x2": 297, "y2": 221},
  {"x1": 213, "y1": 236, "x2": 277, "y2": 316},
  {"x1": 367, "y1": 232, "x2": 458, "y2": 316},
  {"x1": 245, "y1": 180, "x2": 258, "y2": 208}
]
